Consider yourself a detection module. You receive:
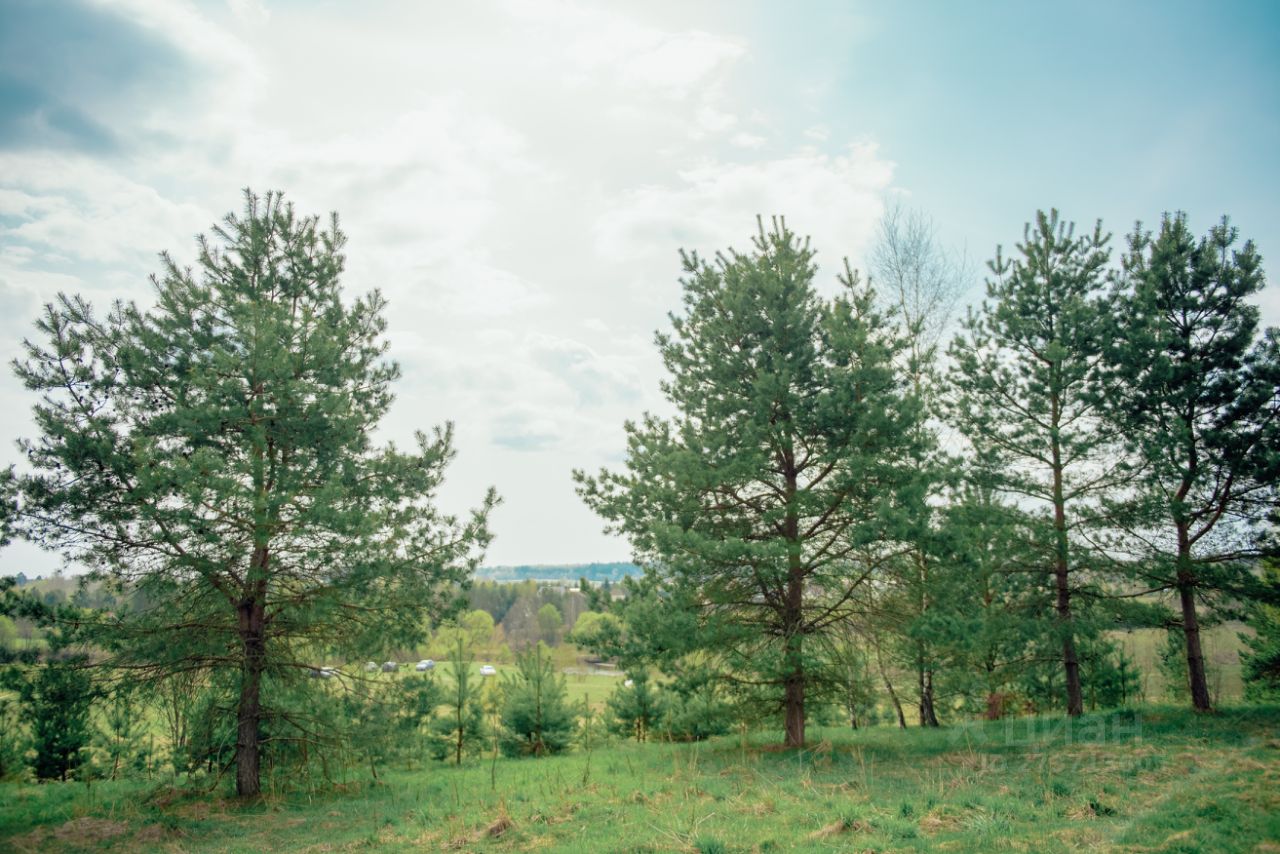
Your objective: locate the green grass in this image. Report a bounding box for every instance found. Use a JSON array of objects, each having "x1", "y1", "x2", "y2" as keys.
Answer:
[{"x1": 2, "y1": 705, "x2": 1277, "y2": 852}]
